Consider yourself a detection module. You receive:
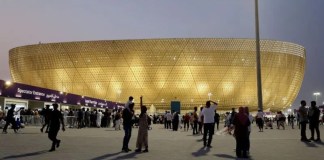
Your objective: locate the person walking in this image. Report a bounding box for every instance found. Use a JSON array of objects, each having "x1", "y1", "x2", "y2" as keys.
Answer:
[
  {"x1": 299, "y1": 100, "x2": 310, "y2": 142},
  {"x1": 40, "y1": 105, "x2": 51, "y2": 133},
  {"x1": 122, "y1": 99, "x2": 135, "y2": 152},
  {"x1": 308, "y1": 101, "x2": 321, "y2": 141},
  {"x1": 2, "y1": 104, "x2": 21, "y2": 134},
  {"x1": 135, "y1": 96, "x2": 149, "y2": 153},
  {"x1": 201, "y1": 100, "x2": 218, "y2": 147},
  {"x1": 48, "y1": 103, "x2": 65, "y2": 152}
]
